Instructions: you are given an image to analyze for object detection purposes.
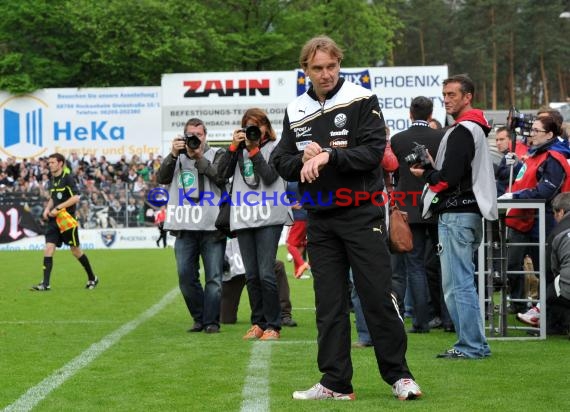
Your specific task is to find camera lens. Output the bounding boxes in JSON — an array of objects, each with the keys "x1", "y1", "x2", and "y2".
[
  {"x1": 184, "y1": 134, "x2": 201, "y2": 150},
  {"x1": 245, "y1": 125, "x2": 261, "y2": 141}
]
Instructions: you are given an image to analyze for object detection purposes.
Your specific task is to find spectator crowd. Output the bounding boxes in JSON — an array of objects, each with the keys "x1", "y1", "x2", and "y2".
[{"x1": 0, "y1": 152, "x2": 164, "y2": 231}]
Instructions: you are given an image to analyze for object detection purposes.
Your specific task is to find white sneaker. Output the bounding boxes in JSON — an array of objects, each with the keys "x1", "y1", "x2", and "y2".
[
  {"x1": 392, "y1": 378, "x2": 422, "y2": 400},
  {"x1": 517, "y1": 306, "x2": 540, "y2": 327},
  {"x1": 292, "y1": 383, "x2": 355, "y2": 400}
]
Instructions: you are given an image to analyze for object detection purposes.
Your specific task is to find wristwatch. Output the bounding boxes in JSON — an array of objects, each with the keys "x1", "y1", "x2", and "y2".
[{"x1": 322, "y1": 147, "x2": 336, "y2": 164}]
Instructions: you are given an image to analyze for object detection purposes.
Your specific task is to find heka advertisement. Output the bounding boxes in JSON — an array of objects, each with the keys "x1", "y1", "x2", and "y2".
[{"x1": 0, "y1": 87, "x2": 161, "y2": 161}]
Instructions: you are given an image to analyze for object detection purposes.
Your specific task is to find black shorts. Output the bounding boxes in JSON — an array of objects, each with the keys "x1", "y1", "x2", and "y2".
[{"x1": 45, "y1": 219, "x2": 80, "y2": 248}]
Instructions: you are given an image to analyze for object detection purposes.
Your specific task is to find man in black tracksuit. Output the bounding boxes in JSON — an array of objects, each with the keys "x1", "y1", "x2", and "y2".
[{"x1": 272, "y1": 35, "x2": 421, "y2": 401}]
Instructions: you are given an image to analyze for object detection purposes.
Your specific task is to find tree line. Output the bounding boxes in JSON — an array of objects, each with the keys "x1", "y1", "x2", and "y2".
[{"x1": 1, "y1": 0, "x2": 568, "y2": 110}]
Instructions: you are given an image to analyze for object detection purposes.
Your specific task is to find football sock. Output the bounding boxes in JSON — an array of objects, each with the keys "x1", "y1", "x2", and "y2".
[
  {"x1": 287, "y1": 244, "x2": 305, "y2": 272},
  {"x1": 43, "y1": 256, "x2": 53, "y2": 286},
  {"x1": 78, "y1": 254, "x2": 95, "y2": 281}
]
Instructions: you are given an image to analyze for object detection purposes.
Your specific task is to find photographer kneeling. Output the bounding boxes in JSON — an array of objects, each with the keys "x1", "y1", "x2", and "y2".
[{"x1": 157, "y1": 118, "x2": 227, "y2": 334}]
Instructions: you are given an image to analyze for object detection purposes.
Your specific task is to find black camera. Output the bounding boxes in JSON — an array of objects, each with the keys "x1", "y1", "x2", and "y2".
[
  {"x1": 184, "y1": 133, "x2": 202, "y2": 150},
  {"x1": 242, "y1": 125, "x2": 261, "y2": 141},
  {"x1": 404, "y1": 143, "x2": 431, "y2": 167},
  {"x1": 177, "y1": 133, "x2": 201, "y2": 157},
  {"x1": 508, "y1": 106, "x2": 535, "y2": 137}
]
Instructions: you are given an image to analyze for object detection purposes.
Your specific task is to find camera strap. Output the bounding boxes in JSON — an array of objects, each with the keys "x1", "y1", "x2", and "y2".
[
  {"x1": 237, "y1": 150, "x2": 260, "y2": 189},
  {"x1": 177, "y1": 156, "x2": 204, "y2": 201}
]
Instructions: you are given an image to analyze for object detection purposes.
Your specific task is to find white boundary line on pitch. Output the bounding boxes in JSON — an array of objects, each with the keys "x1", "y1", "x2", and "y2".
[
  {"x1": 2, "y1": 288, "x2": 179, "y2": 412},
  {"x1": 240, "y1": 341, "x2": 271, "y2": 412},
  {"x1": 0, "y1": 320, "x2": 123, "y2": 324},
  {"x1": 239, "y1": 339, "x2": 317, "y2": 412}
]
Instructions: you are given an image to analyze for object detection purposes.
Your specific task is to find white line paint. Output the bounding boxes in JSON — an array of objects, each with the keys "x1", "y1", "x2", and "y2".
[
  {"x1": 238, "y1": 340, "x2": 317, "y2": 412},
  {"x1": 240, "y1": 341, "x2": 272, "y2": 412},
  {"x1": 267, "y1": 340, "x2": 316, "y2": 345},
  {"x1": 3, "y1": 288, "x2": 178, "y2": 412},
  {"x1": 0, "y1": 320, "x2": 122, "y2": 325}
]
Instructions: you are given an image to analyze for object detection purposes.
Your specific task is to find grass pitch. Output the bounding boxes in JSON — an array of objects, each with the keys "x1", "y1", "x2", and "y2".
[{"x1": 1, "y1": 247, "x2": 569, "y2": 411}]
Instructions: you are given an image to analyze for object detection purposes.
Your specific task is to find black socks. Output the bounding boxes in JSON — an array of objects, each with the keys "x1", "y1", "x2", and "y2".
[
  {"x1": 78, "y1": 254, "x2": 95, "y2": 281},
  {"x1": 43, "y1": 256, "x2": 53, "y2": 286}
]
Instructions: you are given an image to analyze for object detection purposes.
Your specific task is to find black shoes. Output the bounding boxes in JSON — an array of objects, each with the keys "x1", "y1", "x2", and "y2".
[
  {"x1": 352, "y1": 341, "x2": 373, "y2": 348},
  {"x1": 188, "y1": 323, "x2": 219, "y2": 333},
  {"x1": 408, "y1": 327, "x2": 430, "y2": 334},
  {"x1": 282, "y1": 317, "x2": 298, "y2": 327},
  {"x1": 188, "y1": 323, "x2": 221, "y2": 333},
  {"x1": 188, "y1": 322, "x2": 203, "y2": 332},
  {"x1": 33, "y1": 278, "x2": 99, "y2": 291},
  {"x1": 443, "y1": 324, "x2": 456, "y2": 333},
  {"x1": 428, "y1": 317, "x2": 443, "y2": 329},
  {"x1": 31, "y1": 283, "x2": 50, "y2": 291},
  {"x1": 86, "y1": 276, "x2": 99, "y2": 290},
  {"x1": 204, "y1": 324, "x2": 220, "y2": 334},
  {"x1": 436, "y1": 348, "x2": 467, "y2": 359}
]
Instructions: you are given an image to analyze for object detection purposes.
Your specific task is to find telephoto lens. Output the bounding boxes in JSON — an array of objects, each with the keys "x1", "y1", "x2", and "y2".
[
  {"x1": 184, "y1": 134, "x2": 202, "y2": 150},
  {"x1": 244, "y1": 125, "x2": 261, "y2": 141}
]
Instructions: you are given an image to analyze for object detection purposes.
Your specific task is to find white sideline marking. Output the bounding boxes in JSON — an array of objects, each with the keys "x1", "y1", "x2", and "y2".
[
  {"x1": 240, "y1": 341, "x2": 272, "y2": 412},
  {"x1": 3, "y1": 288, "x2": 178, "y2": 412},
  {"x1": 0, "y1": 320, "x2": 122, "y2": 325}
]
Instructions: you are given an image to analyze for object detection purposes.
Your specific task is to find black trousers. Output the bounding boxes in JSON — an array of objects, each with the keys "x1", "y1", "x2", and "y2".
[{"x1": 307, "y1": 203, "x2": 413, "y2": 394}]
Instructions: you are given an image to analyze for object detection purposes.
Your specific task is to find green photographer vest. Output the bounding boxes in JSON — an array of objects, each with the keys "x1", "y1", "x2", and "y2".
[
  {"x1": 164, "y1": 147, "x2": 222, "y2": 231},
  {"x1": 230, "y1": 140, "x2": 292, "y2": 230}
]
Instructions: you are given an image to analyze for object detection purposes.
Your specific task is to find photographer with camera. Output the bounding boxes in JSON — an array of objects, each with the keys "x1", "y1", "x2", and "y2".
[
  {"x1": 218, "y1": 108, "x2": 291, "y2": 341},
  {"x1": 500, "y1": 116, "x2": 570, "y2": 317},
  {"x1": 391, "y1": 96, "x2": 447, "y2": 334},
  {"x1": 411, "y1": 74, "x2": 497, "y2": 359},
  {"x1": 494, "y1": 126, "x2": 529, "y2": 197},
  {"x1": 157, "y1": 117, "x2": 227, "y2": 334}
]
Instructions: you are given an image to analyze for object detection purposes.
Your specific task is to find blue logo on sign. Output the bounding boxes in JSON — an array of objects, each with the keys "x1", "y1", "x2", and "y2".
[
  {"x1": 4, "y1": 108, "x2": 43, "y2": 147},
  {"x1": 0, "y1": 95, "x2": 49, "y2": 158},
  {"x1": 101, "y1": 230, "x2": 117, "y2": 247}
]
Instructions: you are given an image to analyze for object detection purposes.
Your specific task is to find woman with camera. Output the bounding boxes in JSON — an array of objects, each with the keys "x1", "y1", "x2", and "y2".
[
  {"x1": 500, "y1": 115, "x2": 570, "y2": 318},
  {"x1": 219, "y1": 108, "x2": 291, "y2": 341}
]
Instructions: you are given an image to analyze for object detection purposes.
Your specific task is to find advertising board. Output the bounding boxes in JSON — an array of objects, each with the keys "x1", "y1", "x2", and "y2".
[{"x1": 0, "y1": 87, "x2": 161, "y2": 162}]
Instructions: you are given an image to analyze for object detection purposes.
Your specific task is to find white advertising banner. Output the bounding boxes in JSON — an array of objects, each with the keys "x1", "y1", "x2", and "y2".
[
  {"x1": 161, "y1": 71, "x2": 295, "y2": 144},
  {"x1": 368, "y1": 66, "x2": 448, "y2": 132},
  {"x1": 0, "y1": 67, "x2": 448, "y2": 161},
  {"x1": 161, "y1": 65, "x2": 448, "y2": 146},
  {"x1": 0, "y1": 87, "x2": 162, "y2": 162},
  {"x1": 0, "y1": 227, "x2": 174, "y2": 251}
]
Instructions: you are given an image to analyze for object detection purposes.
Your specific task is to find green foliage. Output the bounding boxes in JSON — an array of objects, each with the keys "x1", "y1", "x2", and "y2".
[
  {"x1": 0, "y1": 0, "x2": 83, "y2": 92},
  {"x1": 0, "y1": 0, "x2": 400, "y2": 93},
  {"x1": 0, "y1": 0, "x2": 568, "y2": 107},
  {"x1": 392, "y1": 0, "x2": 570, "y2": 109}
]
